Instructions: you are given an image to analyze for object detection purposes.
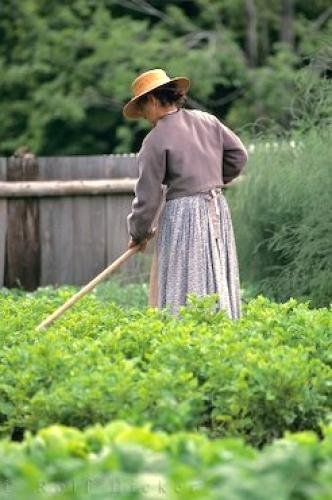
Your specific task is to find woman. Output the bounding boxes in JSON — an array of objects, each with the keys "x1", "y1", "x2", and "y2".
[{"x1": 123, "y1": 69, "x2": 248, "y2": 318}]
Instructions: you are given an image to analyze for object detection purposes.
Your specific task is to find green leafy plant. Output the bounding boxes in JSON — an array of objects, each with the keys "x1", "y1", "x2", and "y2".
[
  {"x1": 0, "y1": 419, "x2": 331, "y2": 499},
  {"x1": 0, "y1": 288, "x2": 331, "y2": 448}
]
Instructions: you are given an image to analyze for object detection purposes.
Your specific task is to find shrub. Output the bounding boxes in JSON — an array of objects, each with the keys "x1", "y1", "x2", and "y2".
[
  {"x1": 227, "y1": 126, "x2": 332, "y2": 308},
  {"x1": 0, "y1": 288, "x2": 331, "y2": 447}
]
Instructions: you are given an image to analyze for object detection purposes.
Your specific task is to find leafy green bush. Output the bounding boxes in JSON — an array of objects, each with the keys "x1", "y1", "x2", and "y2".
[
  {"x1": 0, "y1": 419, "x2": 331, "y2": 500},
  {"x1": 95, "y1": 279, "x2": 149, "y2": 309},
  {"x1": 227, "y1": 125, "x2": 332, "y2": 308},
  {"x1": 0, "y1": 288, "x2": 331, "y2": 448}
]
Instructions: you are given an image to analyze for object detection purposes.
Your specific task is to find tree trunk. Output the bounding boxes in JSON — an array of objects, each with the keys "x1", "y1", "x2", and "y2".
[
  {"x1": 261, "y1": 14, "x2": 270, "y2": 62},
  {"x1": 244, "y1": 0, "x2": 258, "y2": 67},
  {"x1": 280, "y1": 0, "x2": 294, "y2": 48}
]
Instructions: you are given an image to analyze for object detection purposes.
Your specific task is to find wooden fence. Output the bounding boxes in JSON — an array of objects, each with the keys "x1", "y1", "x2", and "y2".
[{"x1": 0, "y1": 154, "x2": 154, "y2": 290}]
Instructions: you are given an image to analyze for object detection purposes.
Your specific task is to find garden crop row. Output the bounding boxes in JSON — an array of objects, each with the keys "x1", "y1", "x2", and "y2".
[
  {"x1": 0, "y1": 288, "x2": 331, "y2": 447},
  {"x1": 0, "y1": 419, "x2": 331, "y2": 499}
]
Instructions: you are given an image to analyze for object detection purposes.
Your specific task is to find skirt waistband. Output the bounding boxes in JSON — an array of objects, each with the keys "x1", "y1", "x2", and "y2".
[{"x1": 165, "y1": 187, "x2": 225, "y2": 203}]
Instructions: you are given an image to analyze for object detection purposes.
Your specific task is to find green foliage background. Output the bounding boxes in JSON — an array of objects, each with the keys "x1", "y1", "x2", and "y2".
[{"x1": 0, "y1": 0, "x2": 331, "y2": 155}]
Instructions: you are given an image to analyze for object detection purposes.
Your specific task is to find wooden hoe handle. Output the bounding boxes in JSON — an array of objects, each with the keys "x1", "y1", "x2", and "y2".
[{"x1": 36, "y1": 246, "x2": 139, "y2": 331}]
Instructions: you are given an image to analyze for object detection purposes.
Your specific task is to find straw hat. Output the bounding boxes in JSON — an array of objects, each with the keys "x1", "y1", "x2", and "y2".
[{"x1": 123, "y1": 68, "x2": 191, "y2": 119}]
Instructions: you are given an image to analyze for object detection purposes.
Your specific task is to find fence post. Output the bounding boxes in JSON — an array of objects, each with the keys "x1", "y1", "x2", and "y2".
[
  {"x1": 4, "y1": 150, "x2": 40, "y2": 290},
  {"x1": 0, "y1": 158, "x2": 7, "y2": 286}
]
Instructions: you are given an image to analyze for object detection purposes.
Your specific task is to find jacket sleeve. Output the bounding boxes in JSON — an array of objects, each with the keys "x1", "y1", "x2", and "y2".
[
  {"x1": 127, "y1": 131, "x2": 166, "y2": 243},
  {"x1": 220, "y1": 122, "x2": 248, "y2": 184}
]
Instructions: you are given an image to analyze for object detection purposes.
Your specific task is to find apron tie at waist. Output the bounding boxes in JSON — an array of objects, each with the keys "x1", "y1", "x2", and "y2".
[{"x1": 201, "y1": 188, "x2": 222, "y2": 241}]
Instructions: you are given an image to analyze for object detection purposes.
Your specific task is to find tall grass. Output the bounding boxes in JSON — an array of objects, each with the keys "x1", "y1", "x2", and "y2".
[{"x1": 227, "y1": 125, "x2": 332, "y2": 308}]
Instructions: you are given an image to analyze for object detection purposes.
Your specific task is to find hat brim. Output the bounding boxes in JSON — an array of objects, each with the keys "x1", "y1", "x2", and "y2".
[{"x1": 123, "y1": 76, "x2": 191, "y2": 119}]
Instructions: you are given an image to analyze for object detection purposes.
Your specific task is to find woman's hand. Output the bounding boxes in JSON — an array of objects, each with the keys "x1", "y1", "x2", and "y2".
[
  {"x1": 127, "y1": 228, "x2": 157, "y2": 252},
  {"x1": 128, "y1": 237, "x2": 148, "y2": 253}
]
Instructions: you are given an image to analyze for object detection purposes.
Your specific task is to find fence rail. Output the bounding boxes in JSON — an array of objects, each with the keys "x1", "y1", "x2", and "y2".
[{"x1": 0, "y1": 179, "x2": 136, "y2": 197}]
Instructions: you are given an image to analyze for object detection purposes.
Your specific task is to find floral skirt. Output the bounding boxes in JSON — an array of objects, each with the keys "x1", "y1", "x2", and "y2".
[{"x1": 148, "y1": 189, "x2": 242, "y2": 319}]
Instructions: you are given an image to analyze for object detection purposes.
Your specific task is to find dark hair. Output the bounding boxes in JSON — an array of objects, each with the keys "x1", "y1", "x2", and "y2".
[{"x1": 137, "y1": 81, "x2": 187, "y2": 110}]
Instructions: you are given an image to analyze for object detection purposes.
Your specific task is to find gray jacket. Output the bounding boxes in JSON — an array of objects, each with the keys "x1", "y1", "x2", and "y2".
[{"x1": 127, "y1": 107, "x2": 248, "y2": 242}]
